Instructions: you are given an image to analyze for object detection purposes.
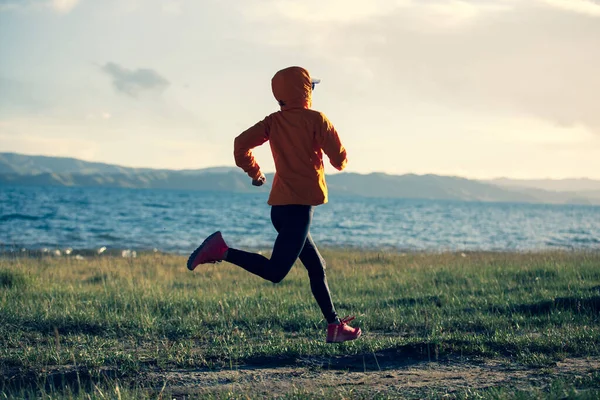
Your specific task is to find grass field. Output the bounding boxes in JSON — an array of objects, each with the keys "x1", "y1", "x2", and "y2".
[{"x1": 1, "y1": 250, "x2": 599, "y2": 399}]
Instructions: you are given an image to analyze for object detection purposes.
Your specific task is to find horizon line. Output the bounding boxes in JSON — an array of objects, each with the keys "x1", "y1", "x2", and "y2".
[{"x1": 1, "y1": 151, "x2": 598, "y2": 182}]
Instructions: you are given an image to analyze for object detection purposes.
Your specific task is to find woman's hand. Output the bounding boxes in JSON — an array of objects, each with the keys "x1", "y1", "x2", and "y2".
[{"x1": 252, "y1": 173, "x2": 266, "y2": 187}]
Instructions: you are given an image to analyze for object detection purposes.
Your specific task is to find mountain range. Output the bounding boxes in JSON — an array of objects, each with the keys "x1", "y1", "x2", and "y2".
[{"x1": 1, "y1": 152, "x2": 599, "y2": 205}]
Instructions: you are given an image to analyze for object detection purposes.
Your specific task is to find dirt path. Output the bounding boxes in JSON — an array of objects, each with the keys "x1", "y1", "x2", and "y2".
[{"x1": 140, "y1": 357, "x2": 600, "y2": 398}]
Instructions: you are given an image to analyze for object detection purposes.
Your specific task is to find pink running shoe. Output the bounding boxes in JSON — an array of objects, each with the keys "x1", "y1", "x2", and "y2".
[
  {"x1": 326, "y1": 316, "x2": 362, "y2": 343},
  {"x1": 187, "y1": 231, "x2": 229, "y2": 271}
]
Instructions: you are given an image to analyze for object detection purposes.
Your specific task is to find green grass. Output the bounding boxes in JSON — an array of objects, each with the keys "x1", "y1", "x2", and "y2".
[{"x1": 1, "y1": 251, "x2": 599, "y2": 398}]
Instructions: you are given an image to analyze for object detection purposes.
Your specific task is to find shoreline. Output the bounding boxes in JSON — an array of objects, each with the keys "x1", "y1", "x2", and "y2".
[{"x1": 1, "y1": 245, "x2": 599, "y2": 259}]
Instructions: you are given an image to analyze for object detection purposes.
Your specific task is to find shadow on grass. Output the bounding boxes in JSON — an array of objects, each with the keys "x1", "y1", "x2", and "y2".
[
  {"x1": 0, "y1": 341, "x2": 445, "y2": 394},
  {"x1": 5, "y1": 334, "x2": 597, "y2": 396},
  {"x1": 2, "y1": 314, "x2": 320, "y2": 342},
  {"x1": 1, "y1": 366, "x2": 120, "y2": 396},
  {"x1": 239, "y1": 341, "x2": 455, "y2": 372},
  {"x1": 498, "y1": 296, "x2": 600, "y2": 315},
  {"x1": 0, "y1": 270, "x2": 29, "y2": 289},
  {"x1": 236, "y1": 332, "x2": 600, "y2": 372},
  {"x1": 2, "y1": 315, "x2": 110, "y2": 337}
]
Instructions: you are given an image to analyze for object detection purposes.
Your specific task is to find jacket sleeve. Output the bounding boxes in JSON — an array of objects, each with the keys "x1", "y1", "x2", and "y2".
[
  {"x1": 234, "y1": 116, "x2": 270, "y2": 180},
  {"x1": 317, "y1": 113, "x2": 347, "y2": 171}
]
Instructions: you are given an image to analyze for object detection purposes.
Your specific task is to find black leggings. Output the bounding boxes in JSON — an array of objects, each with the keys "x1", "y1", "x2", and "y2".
[{"x1": 225, "y1": 205, "x2": 338, "y2": 323}]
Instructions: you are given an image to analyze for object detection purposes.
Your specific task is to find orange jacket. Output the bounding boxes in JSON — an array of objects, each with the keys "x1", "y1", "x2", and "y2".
[{"x1": 234, "y1": 66, "x2": 347, "y2": 206}]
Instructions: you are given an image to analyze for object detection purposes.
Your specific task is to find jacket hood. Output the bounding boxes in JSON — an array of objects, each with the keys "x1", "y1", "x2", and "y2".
[{"x1": 271, "y1": 66, "x2": 312, "y2": 111}]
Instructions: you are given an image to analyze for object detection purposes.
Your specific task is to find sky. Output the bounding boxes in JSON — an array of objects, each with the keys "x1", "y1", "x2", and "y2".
[{"x1": 0, "y1": 0, "x2": 599, "y2": 179}]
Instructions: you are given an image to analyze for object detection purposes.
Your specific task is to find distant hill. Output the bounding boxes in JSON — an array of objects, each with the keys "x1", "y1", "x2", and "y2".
[
  {"x1": 1, "y1": 152, "x2": 599, "y2": 205},
  {"x1": 326, "y1": 173, "x2": 538, "y2": 202},
  {"x1": 484, "y1": 177, "x2": 600, "y2": 205},
  {"x1": 0, "y1": 152, "x2": 237, "y2": 176},
  {"x1": 0, "y1": 170, "x2": 264, "y2": 193},
  {"x1": 0, "y1": 152, "x2": 151, "y2": 175},
  {"x1": 486, "y1": 177, "x2": 600, "y2": 192}
]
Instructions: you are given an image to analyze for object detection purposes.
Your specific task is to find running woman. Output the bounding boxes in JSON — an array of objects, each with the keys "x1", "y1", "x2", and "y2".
[{"x1": 187, "y1": 66, "x2": 361, "y2": 343}]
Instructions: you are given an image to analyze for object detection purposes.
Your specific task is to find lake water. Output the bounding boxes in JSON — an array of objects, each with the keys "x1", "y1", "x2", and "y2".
[{"x1": 1, "y1": 186, "x2": 599, "y2": 254}]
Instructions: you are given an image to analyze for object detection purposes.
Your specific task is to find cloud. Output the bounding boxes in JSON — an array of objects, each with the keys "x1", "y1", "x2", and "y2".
[
  {"x1": 0, "y1": 77, "x2": 49, "y2": 115},
  {"x1": 367, "y1": 3, "x2": 600, "y2": 131},
  {"x1": 242, "y1": 0, "x2": 514, "y2": 25},
  {"x1": 243, "y1": 0, "x2": 407, "y2": 24},
  {"x1": 539, "y1": 0, "x2": 600, "y2": 17},
  {"x1": 0, "y1": 116, "x2": 229, "y2": 171},
  {"x1": 101, "y1": 62, "x2": 170, "y2": 97},
  {"x1": 0, "y1": 0, "x2": 80, "y2": 13},
  {"x1": 241, "y1": 0, "x2": 600, "y2": 132},
  {"x1": 162, "y1": 0, "x2": 182, "y2": 15},
  {"x1": 51, "y1": 0, "x2": 79, "y2": 13}
]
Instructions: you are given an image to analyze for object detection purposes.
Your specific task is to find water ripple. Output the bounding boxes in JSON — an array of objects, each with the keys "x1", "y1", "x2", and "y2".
[{"x1": 1, "y1": 186, "x2": 599, "y2": 254}]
